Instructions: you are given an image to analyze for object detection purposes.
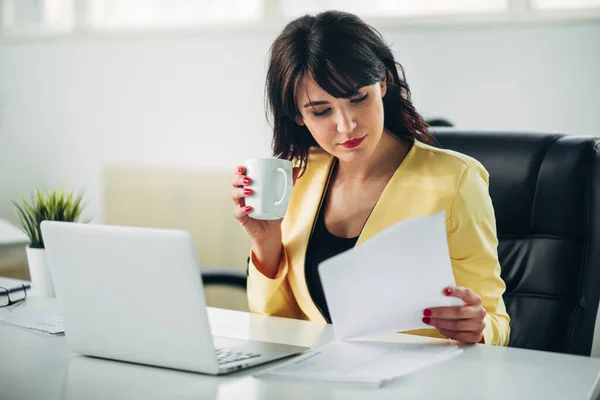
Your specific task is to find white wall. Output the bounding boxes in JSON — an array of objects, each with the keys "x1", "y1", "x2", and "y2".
[{"x1": 1, "y1": 21, "x2": 599, "y2": 222}]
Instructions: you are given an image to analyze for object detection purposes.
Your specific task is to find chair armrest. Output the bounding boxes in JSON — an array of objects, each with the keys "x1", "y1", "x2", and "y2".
[{"x1": 200, "y1": 268, "x2": 247, "y2": 290}]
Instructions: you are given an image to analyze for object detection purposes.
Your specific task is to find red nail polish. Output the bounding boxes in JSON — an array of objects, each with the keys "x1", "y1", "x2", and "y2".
[
  {"x1": 245, "y1": 206, "x2": 252, "y2": 212},
  {"x1": 244, "y1": 188, "x2": 252, "y2": 195},
  {"x1": 237, "y1": 167, "x2": 244, "y2": 174},
  {"x1": 444, "y1": 288, "x2": 452, "y2": 296},
  {"x1": 243, "y1": 177, "x2": 251, "y2": 185},
  {"x1": 423, "y1": 309, "x2": 432, "y2": 317},
  {"x1": 422, "y1": 317, "x2": 431, "y2": 324}
]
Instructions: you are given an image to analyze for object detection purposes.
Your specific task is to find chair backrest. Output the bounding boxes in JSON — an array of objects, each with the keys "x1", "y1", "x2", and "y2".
[{"x1": 433, "y1": 128, "x2": 600, "y2": 355}]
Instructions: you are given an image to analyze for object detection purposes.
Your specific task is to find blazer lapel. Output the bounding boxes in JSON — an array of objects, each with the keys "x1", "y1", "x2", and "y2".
[
  {"x1": 284, "y1": 151, "x2": 334, "y2": 323},
  {"x1": 356, "y1": 140, "x2": 420, "y2": 246}
]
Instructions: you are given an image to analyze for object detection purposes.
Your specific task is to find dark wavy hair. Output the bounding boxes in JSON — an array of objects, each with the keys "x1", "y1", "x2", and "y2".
[{"x1": 266, "y1": 10, "x2": 434, "y2": 171}]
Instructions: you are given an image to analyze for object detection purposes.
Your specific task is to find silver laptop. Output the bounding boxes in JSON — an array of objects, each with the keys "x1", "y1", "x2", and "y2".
[{"x1": 40, "y1": 221, "x2": 308, "y2": 375}]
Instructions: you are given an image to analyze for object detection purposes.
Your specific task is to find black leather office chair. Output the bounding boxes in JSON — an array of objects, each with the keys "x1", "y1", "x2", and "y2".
[
  {"x1": 201, "y1": 268, "x2": 247, "y2": 290},
  {"x1": 434, "y1": 128, "x2": 600, "y2": 356},
  {"x1": 203, "y1": 129, "x2": 600, "y2": 356}
]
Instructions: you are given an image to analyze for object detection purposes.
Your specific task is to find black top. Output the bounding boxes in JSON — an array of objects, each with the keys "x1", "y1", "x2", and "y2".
[{"x1": 305, "y1": 199, "x2": 358, "y2": 323}]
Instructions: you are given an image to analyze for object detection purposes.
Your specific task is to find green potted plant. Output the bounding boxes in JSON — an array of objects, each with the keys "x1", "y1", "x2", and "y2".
[{"x1": 13, "y1": 189, "x2": 88, "y2": 297}]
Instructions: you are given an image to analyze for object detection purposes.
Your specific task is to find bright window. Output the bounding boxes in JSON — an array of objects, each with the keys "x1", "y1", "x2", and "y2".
[
  {"x1": 532, "y1": 0, "x2": 600, "y2": 9},
  {"x1": 2, "y1": 0, "x2": 74, "y2": 32},
  {"x1": 279, "y1": 0, "x2": 508, "y2": 18},
  {"x1": 86, "y1": 0, "x2": 263, "y2": 28},
  {"x1": 1, "y1": 0, "x2": 599, "y2": 35}
]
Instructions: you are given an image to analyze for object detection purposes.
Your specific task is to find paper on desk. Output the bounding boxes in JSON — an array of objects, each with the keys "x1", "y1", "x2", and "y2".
[
  {"x1": 0, "y1": 308, "x2": 64, "y2": 335},
  {"x1": 254, "y1": 213, "x2": 465, "y2": 386},
  {"x1": 0, "y1": 277, "x2": 31, "y2": 292},
  {"x1": 255, "y1": 340, "x2": 463, "y2": 387},
  {"x1": 318, "y1": 212, "x2": 463, "y2": 341}
]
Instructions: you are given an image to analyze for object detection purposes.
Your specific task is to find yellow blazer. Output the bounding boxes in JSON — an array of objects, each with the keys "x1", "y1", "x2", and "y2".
[{"x1": 247, "y1": 139, "x2": 510, "y2": 346}]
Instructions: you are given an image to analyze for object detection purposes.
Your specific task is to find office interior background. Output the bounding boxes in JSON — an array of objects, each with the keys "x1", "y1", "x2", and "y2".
[{"x1": 0, "y1": 0, "x2": 599, "y2": 314}]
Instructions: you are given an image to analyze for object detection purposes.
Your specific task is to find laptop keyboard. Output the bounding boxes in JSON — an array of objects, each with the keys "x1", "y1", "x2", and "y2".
[{"x1": 215, "y1": 348, "x2": 261, "y2": 365}]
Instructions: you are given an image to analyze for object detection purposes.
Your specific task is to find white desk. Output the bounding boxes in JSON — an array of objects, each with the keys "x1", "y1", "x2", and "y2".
[{"x1": 1, "y1": 298, "x2": 600, "y2": 400}]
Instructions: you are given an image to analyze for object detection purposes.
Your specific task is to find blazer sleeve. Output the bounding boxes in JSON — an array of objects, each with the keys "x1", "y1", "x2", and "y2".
[
  {"x1": 447, "y1": 161, "x2": 511, "y2": 346},
  {"x1": 246, "y1": 247, "x2": 305, "y2": 319}
]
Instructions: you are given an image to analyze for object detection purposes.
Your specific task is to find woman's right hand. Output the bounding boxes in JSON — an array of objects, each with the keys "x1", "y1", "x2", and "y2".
[
  {"x1": 231, "y1": 165, "x2": 298, "y2": 277},
  {"x1": 231, "y1": 165, "x2": 284, "y2": 246}
]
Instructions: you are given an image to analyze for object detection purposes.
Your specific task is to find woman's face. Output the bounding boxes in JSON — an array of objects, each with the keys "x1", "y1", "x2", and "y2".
[{"x1": 295, "y1": 76, "x2": 387, "y2": 164}]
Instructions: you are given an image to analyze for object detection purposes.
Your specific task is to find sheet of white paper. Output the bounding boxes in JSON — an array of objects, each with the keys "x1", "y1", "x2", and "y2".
[
  {"x1": 255, "y1": 340, "x2": 463, "y2": 386},
  {"x1": 0, "y1": 277, "x2": 31, "y2": 291},
  {"x1": 318, "y1": 212, "x2": 463, "y2": 341},
  {"x1": 0, "y1": 308, "x2": 64, "y2": 335}
]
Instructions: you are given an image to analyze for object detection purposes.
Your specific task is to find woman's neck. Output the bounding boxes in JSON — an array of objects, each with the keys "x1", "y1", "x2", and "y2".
[{"x1": 336, "y1": 131, "x2": 411, "y2": 182}]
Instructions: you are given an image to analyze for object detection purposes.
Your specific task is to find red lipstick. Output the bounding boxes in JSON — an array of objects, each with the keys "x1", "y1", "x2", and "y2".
[{"x1": 340, "y1": 135, "x2": 366, "y2": 149}]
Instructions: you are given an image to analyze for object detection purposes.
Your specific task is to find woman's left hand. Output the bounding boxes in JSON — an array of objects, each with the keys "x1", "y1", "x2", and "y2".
[{"x1": 422, "y1": 287, "x2": 487, "y2": 344}]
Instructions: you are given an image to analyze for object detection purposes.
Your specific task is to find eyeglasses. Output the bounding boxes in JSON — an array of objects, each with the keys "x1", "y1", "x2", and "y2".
[{"x1": 0, "y1": 284, "x2": 27, "y2": 308}]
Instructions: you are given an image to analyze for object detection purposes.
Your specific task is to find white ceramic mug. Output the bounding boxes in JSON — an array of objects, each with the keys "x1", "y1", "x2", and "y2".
[{"x1": 243, "y1": 158, "x2": 293, "y2": 220}]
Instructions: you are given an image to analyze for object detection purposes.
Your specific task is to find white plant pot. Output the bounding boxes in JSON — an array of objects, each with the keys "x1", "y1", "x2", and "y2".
[{"x1": 26, "y1": 246, "x2": 55, "y2": 297}]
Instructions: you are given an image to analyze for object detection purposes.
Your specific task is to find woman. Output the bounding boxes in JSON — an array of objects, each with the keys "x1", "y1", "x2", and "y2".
[{"x1": 231, "y1": 11, "x2": 510, "y2": 345}]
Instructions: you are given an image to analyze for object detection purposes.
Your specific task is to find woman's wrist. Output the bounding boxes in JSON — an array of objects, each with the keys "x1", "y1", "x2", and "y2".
[{"x1": 251, "y1": 240, "x2": 283, "y2": 279}]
